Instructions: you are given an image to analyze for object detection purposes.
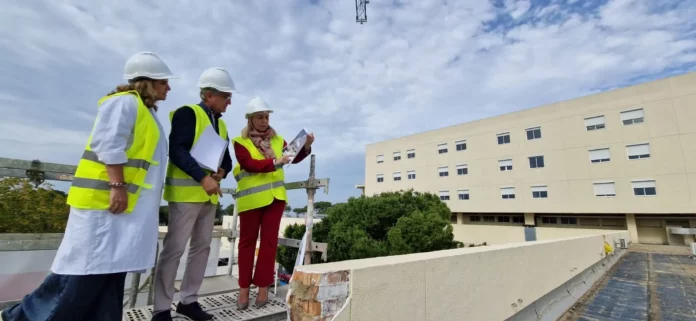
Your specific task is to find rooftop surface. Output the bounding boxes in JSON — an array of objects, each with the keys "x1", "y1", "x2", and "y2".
[{"x1": 560, "y1": 245, "x2": 696, "y2": 321}]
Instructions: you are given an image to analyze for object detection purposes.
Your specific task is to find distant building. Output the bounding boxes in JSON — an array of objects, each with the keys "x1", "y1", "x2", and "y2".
[{"x1": 364, "y1": 71, "x2": 696, "y2": 246}]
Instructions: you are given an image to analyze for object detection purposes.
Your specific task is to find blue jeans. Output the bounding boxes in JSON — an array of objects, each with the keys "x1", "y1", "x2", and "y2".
[{"x1": 1, "y1": 272, "x2": 127, "y2": 321}]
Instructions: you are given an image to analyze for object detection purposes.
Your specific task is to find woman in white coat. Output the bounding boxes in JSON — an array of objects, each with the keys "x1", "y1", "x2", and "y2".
[{"x1": 1, "y1": 52, "x2": 175, "y2": 321}]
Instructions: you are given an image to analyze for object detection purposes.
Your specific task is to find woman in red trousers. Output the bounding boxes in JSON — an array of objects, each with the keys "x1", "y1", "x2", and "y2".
[{"x1": 231, "y1": 96, "x2": 314, "y2": 309}]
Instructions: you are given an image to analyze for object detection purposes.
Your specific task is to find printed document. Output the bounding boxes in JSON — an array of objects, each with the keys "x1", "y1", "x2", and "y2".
[
  {"x1": 282, "y1": 128, "x2": 309, "y2": 168},
  {"x1": 190, "y1": 126, "x2": 228, "y2": 171}
]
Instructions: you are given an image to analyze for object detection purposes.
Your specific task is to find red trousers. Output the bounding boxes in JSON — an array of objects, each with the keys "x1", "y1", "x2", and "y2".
[{"x1": 237, "y1": 198, "x2": 285, "y2": 288}]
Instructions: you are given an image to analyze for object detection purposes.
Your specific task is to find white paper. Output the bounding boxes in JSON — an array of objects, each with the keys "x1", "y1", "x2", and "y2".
[
  {"x1": 282, "y1": 128, "x2": 309, "y2": 168},
  {"x1": 190, "y1": 125, "x2": 228, "y2": 172}
]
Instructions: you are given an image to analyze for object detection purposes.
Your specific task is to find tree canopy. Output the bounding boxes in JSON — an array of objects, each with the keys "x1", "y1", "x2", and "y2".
[
  {"x1": 277, "y1": 190, "x2": 461, "y2": 273},
  {"x1": 0, "y1": 178, "x2": 70, "y2": 233}
]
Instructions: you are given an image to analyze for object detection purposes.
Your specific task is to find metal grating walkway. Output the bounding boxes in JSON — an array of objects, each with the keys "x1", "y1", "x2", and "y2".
[
  {"x1": 559, "y1": 250, "x2": 696, "y2": 321},
  {"x1": 122, "y1": 290, "x2": 287, "y2": 321}
]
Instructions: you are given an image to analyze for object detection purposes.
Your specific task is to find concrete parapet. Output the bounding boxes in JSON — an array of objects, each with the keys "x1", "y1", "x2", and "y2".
[{"x1": 289, "y1": 231, "x2": 630, "y2": 321}]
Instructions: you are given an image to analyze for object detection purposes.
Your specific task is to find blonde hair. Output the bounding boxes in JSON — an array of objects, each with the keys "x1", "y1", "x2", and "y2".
[
  {"x1": 107, "y1": 79, "x2": 159, "y2": 110},
  {"x1": 241, "y1": 118, "x2": 252, "y2": 138}
]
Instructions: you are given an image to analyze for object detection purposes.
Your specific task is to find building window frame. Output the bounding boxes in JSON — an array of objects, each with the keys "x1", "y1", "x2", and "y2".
[
  {"x1": 526, "y1": 126, "x2": 542, "y2": 140},
  {"x1": 499, "y1": 159, "x2": 513, "y2": 171},
  {"x1": 437, "y1": 143, "x2": 448, "y2": 154},
  {"x1": 589, "y1": 148, "x2": 611, "y2": 163},
  {"x1": 497, "y1": 132, "x2": 511, "y2": 145},
  {"x1": 531, "y1": 185, "x2": 548, "y2": 198},
  {"x1": 456, "y1": 164, "x2": 468, "y2": 176},
  {"x1": 438, "y1": 166, "x2": 449, "y2": 177},
  {"x1": 501, "y1": 186, "x2": 515, "y2": 199},
  {"x1": 584, "y1": 115, "x2": 606, "y2": 131},
  {"x1": 407, "y1": 170, "x2": 416, "y2": 180},
  {"x1": 632, "y1": 179, "x2": 657, "y2": 196},
  {"x1": 593, "y1": 181, "x2": 616, "y2": 197},
  {"x1": 620, "y1": 108, "x2": 645, "y2": 126},
  {"x1": 626, "y1": 143, "x2": 651, "y2": 160},
  {"x1": 529, "y1": 155, "x2": 545, "y2": 169},
  {"x1": 455, "y1": 140, "x2": 467, "y2": 151}
]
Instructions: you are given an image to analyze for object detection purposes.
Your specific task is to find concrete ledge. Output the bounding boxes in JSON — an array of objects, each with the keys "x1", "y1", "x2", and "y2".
[
  {"x1": 0, "y1": 231, "x2": 223, "y2": 251},
  {"x1": 290, "y1": 231, "x2": 630, "y2": 321}
]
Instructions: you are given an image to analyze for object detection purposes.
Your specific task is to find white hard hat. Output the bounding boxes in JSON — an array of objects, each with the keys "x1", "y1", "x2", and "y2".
[
  {"x1": 197, "y1": 67, "x2": 236, "y2": 93},
  {"x1": 123, "y1": 51, "x2": 176, "y2": 80},
  {"x1": 245, "y1": 96, "x2": 273, "y2": 117}
]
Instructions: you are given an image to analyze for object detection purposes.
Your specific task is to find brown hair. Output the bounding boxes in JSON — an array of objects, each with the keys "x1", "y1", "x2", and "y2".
[{"x1": 107, "y1": 78, "x2": 159, "y2": 110}]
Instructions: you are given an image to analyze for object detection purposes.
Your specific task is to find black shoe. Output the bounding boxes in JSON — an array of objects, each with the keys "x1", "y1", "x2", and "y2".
[
  {"x1": 176, "y1": 301, "x2": 213, "y2": 321},
  {"x1": 150, "y1": 310, "x2": 173, "y2": 321}
]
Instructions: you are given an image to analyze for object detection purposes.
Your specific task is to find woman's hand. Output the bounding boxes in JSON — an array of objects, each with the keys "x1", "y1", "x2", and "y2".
[
  {"x1": 304, "y1": 133, "x2": 315, "y2": 149},
  {"x1": 109, "y1": 187, "x2": 128, "y2": 214},
  {"x1": 278, "y1": 155, "x2": 292, "y2": 165}
]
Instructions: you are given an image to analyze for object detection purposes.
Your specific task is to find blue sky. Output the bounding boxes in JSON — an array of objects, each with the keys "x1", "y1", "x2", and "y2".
[{"x1": 1, "y1": 0, "x2": 695, "y2": 210}]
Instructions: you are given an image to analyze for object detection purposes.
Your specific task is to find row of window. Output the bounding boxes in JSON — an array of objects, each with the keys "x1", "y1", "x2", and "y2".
[
  {"x1": 435, "y1": 179, "x2": 657, "y2": 201},
  {"x1": 375, "y1": 108, "x2": 646, "y2": 164},
  {"x1": 376, "y1": 142, "x2": 651, "y2": 182},
  {"x1": 457, "y1": 215, "x2": 625, "y2": 227}
]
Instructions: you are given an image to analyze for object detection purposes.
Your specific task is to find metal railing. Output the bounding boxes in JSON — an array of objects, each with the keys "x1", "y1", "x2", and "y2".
[{"x1": 0, "y1": 155, "x2": 330, "y2": 308}]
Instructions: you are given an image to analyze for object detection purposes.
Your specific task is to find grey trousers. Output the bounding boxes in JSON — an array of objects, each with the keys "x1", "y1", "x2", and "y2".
[{"x1": 153, "y1": 201, "x2": 216, "y2": 312}]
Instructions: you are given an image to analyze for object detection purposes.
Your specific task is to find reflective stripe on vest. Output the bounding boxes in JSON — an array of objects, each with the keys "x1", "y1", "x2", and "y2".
[
  {"x1": 65, "y1": 90, "x2": 159, "y2": 213},
  {"x1": 162, "y1": 104, "x2": 228, "y2": 204},
  {"x1": 231, "y1": 135, "x2": 287, "y2": 213}
]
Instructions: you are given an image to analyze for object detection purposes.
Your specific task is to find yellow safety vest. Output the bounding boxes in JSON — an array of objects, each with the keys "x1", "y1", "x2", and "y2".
[
  {"x1": 232, "y1": 135, "x2": 287, "y2": 213},
  {"x1": 66, "y1": 90, "x2": 159, "y2": 213},
  {"x1": 163, "y1": 104, "x2": 228, "y2": 204}
]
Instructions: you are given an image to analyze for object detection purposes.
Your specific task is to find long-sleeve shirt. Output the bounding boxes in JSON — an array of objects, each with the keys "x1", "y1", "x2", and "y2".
[
  {"x1": 168, "y1": 102, "x2": 233, "y2": 182},
  {"x1": 52, "y1": 94, "x2": 165, "y2": 275},
  {"x1": 233, "y1": 140, "x2": 311, "y2": 173}
]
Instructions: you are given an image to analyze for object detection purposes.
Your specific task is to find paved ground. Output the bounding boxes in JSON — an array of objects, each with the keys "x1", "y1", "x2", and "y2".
[{"x1": 560, "y1": 247, "x2": 696, "y2": 321}]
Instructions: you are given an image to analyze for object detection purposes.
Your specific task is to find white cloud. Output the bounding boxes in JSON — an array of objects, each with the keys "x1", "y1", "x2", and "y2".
[{"x1": 0, "y1": 0, "x2": 695, "y2": 206}]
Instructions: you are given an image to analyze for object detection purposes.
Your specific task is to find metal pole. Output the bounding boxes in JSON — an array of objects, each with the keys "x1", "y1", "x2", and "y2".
[
  {"x1": 146, "y1": 242, "x2": 159, "y2": 305},
  {"x1": 304, "y1": 155, "x2": 316, "y2": 265},
  {"x1": 228, "y1": 204, "x2": 239, "y2": 277},
  {"x1": 128, "y1": 272, "x2": 141, "y2": 308}
]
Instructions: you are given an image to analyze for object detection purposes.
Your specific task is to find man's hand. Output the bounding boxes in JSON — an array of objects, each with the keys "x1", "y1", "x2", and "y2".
[
  {"x1": 211, "y1": 168, "x2": 225, "y2": 182},
  {"x1": 109, "y1": 187, "x2": 128, "y2": 214},
  {"x1": 201, "y1": 176, "x2": 222, "y2": 197}
]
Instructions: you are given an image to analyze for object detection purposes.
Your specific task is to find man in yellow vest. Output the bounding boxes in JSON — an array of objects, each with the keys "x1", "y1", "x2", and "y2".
[{"x1": 152, "y1": 68, "x2": 236, "y2": 321}]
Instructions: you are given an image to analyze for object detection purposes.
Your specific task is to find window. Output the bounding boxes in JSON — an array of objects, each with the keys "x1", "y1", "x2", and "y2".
[
  {"x1": 438, "y1": 143, "x2": 448, "y2": 154},
  {"x1": 497, "y1": 132, "x2": 511, "y2": 145},
  {"x1": 458, "y1": 189, "x2": 469, "y2": 200},
  {"x1": 632, "y1": 180, "x2": 656, "y2": 196},
  {"x1": 498, "y1": 216, "x2": 510, "y2": 223},
  {"x1": 531, "y1": 185, "x2": 548, "y2": 198},
  {"x1": 393, "y1": 172, "x2": 401, "y2": 181},
  {"x1": 512, "y1": 216, "x2": 524, "y2": 223},
  {"x1": 483, "y1": 216, "x2": 495, "y2": 222},
  {"x1": 560, "y1": 217, "x2": 578, "y2": 225},
  {"x1": 455, "y1": 140, "x2": 467, "y2": 151},
  {"x1": 542, "y1": 217, "x2": 557, "y2": 224},
  {"x1": 626, "y1": 143, "x2": 651, "y2": 159},
  {"x1": 456, "y1": 164, "x2": 468, "y2": 175},
  {"x1": 376, "y1": 174, "x2": 384, "y2": 183},
  {"x1": 529, "y1": 155, "x2": 545, "y2": 168},
  {"x1": 407, "y1": 149, "x2": 415, "y2": 159},
  {"x1": 439, "y1": 190, "x2": 450, "y2": 201},
  {"x1": 407, "y1": 170, "x2": 416, "y2": 180},
  {"x1": 593, "y1": 182, "x2": 616, "y2": 197},
  {"x1": 621, "y1": 108, "x2": 644, "y2": 125},
  {"x1": 499, "y1": 159, "x2": 513, "y2": 171},
  {"x1": 526, "y1": 127, "x2": 542, "y2": 140},
  {"x1": 470, "y1": 216, "x2": 481, "y2": 222},
  {"x1": 438, "y1": 166, "x2": 449, "y2": 177},
  {"x1": 450, "y1": 214, "x2": 458, "y2": 223},
  {"x1": 393, "y1": 151, "x2": 401, "y2": 161},
  {"x1": 501, "y1": 187, "x2": 515, "y2": 199},
  {"x1": 376, "y1": 155, "x2": 384, "y2": 163},
  {"x1": 584, "y1": 115, "x2": 606, "y2": 131},
  {"x1": 589, "y1": 148, "x2": 611, "y2": 163}
]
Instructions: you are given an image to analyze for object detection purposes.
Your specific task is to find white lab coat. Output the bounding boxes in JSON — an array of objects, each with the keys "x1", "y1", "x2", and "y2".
[{"x1": 51, "y1": 94, "x2": 168, "y2": 275}]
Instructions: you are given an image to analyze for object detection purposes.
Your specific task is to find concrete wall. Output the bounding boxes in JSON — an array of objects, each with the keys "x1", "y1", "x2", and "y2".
[
  {"x1": 288, "y1": 231, "x2": 630, "y2": 321},
  {"x1": 0, "y1": 232, "x2": 222, "y2": 303},
  {"x1": 364, "y1": 71, "x2": 696, "y2": 215}
]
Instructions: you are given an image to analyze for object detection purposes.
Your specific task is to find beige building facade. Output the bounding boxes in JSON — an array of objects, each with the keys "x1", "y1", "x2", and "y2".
[{"x1": 364, "y1": 71, "x2": 696, "y2": 245}]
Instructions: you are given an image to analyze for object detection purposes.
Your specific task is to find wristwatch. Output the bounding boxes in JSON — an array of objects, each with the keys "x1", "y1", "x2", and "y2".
[{"x1": 108, "y1": 182, "x2": 128, "y2": 189}]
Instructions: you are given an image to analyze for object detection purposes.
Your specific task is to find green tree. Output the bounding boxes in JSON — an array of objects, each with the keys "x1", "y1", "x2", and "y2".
[
  {"x1": 223, "y1": 204, "x2": 235, "y2": 215},
  {"x1": 284, "y1": 205, "x2": 292, "y2": 213},
  {"x1": 0, "y1": 178, "x2": 70, "y2": 233},
  {"x1": 214, "y1": 203, "x2": 224, "y2": 225},
  {"x1": 293, "y1": 207, "x2": 307, "y2": 214},
  {"x1": 276, "y1": 190, "x2": 461, "y2": 272},
  {"x1": 314, "y1": 201, "x2": 332, "y2": 214}
]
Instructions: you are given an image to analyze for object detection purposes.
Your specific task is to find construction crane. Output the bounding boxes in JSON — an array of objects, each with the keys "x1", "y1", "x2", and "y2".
[{"x1": 356, "y1": 0, "x2": 369, "y2": 24}]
